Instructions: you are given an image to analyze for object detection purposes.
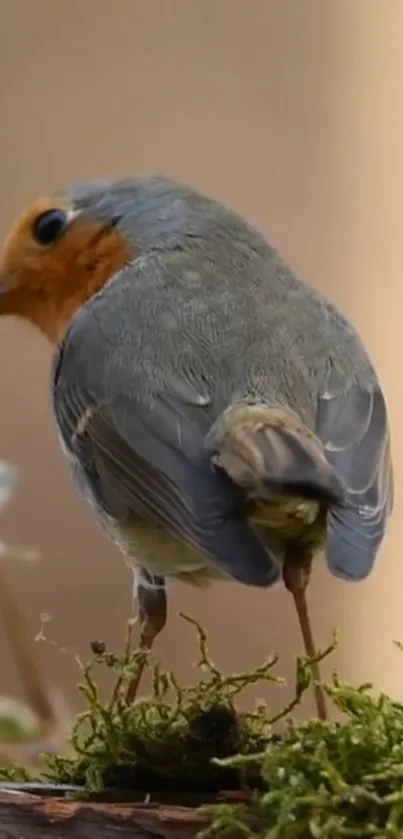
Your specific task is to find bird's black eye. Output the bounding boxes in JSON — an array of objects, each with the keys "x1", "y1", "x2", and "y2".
[{"x1": 32, "y1": 209, "x2": 69, "y2": 247}]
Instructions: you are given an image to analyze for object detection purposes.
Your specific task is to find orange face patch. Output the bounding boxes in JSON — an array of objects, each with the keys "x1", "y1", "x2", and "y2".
[{"x1": 0, "y1": 196, "x2": 133, "y2": 342}]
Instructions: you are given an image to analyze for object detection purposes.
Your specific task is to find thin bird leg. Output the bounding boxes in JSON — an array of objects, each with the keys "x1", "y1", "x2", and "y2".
[
  {"x1": 126, "y1": 570, "x2": 167, "y2": 703},
  {"x1": 283, "y1": 551, "x2": 328, "y2": 721}
]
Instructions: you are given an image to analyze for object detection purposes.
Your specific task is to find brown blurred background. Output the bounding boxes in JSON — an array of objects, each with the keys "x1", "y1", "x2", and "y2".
[{"x1": 0, "y1": 0, "x2": 402, "y2": 719}]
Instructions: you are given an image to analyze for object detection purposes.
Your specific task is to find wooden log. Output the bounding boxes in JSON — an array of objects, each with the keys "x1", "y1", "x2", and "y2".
[{"x1": 0, "y1": 789, "x2": 251, "y2": 839}]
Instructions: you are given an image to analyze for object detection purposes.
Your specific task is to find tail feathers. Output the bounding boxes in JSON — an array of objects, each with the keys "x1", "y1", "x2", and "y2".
[{"x1": 207, "y1": 404, "x2": 345, "y2": 506}]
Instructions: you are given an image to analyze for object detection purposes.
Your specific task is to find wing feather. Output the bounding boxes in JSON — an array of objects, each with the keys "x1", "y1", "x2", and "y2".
[
  {"x1": 52, "y1": 318, "x2": 279, "y2": 588},
  {"x1": 316, "y1": 360, "x2": 393, "y2": 580}
]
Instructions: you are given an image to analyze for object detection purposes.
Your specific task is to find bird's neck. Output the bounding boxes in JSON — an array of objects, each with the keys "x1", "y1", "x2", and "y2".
[{"x1": 21, "y1": 296, "x2": 86, "y2": 344}]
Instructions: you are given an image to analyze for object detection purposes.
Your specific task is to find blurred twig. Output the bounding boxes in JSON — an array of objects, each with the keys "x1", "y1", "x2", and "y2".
[
  {"x1": 0, "y1": 459, "x2": 73, "y2": 766},
  {"x1": 0, "y1": 564, "x2": 54, "y2": 725}
]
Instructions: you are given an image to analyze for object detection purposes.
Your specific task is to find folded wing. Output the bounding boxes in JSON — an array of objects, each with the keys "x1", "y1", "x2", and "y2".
[
  {"x1": 316, "y1": 360, "x2": 393, "y2": 580},
  {"x1": 52, "y1": 313, "x2": 279, "y2": 588}
]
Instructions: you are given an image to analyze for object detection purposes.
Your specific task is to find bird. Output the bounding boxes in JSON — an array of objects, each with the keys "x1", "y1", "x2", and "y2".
[{"x1": 0, "y1": 175, "x2": 393, "y2": 718}]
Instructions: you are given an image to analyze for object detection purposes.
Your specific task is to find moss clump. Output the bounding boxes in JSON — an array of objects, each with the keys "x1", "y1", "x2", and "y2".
[
  {"x1": 203, "y1": 650, "x2": 403, "y2": 837},
  {"x1": 205, "y1": 686, "x2": 403, "y2": 837},
  {"x1": 0, "y1": 613, "x2": 328, "y2": 795},
  {"x1": 39, "y1": 613, "x2": 290, "y2": 795},
  {"x1": 2, "y1": 617, "x2": 403, "y2": 837}
]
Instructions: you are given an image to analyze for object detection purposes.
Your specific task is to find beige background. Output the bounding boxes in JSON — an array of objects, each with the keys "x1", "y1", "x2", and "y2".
[{"x1": 0, "y1": 0, "x2": 401, "y2": 719}]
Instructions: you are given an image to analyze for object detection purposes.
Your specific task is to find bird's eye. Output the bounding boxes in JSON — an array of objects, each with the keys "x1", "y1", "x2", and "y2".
[{"x1": 32, "y1": 209, "x2": 69, "y2": 247}]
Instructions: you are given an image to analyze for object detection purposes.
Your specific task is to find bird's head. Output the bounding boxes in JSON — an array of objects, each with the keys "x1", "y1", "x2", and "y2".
[{"x1": 0, "y1": 181, "x2": 136, "y2": 343}]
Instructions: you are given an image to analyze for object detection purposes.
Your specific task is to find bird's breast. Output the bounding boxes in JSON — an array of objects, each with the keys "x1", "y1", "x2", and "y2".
[
  {"x1": 98, "y1": 497, "x2": 327, "y2": 587},
  {"x1": 101, "y1": 515, "x2": 230, "y2": 587}
]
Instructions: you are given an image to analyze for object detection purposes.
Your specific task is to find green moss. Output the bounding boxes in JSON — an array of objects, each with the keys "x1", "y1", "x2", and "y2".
[
  {"x1": 1, "y1": 616, "x2": 403, "y2": 837},
  {"x1": 203, "y1": 648, "x2": 403, "y2": 837},
  {"x1": 42, "y1": 614, "x2": 289, "y2": 795}
]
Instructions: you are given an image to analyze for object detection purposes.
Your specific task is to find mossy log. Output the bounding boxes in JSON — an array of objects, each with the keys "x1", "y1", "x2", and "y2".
[
  {"x1": 0, "y1": 790, "x2": 249, "y2": 839},
  {"x1": 4, "y1": 623, "x2": 403, "y2": 837}
]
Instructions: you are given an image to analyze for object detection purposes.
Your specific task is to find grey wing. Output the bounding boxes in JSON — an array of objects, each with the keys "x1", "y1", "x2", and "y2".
[
  {"x1": 316, "y1": 360, "x2": 394, "y2": 581},
  {"x1": 52, "y1": 320, "x2": 279, "y2": 589}
]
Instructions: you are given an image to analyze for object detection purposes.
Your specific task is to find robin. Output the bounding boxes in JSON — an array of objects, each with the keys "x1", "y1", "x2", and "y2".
[{"x1": 0, "y1": 176, "x2": 393, "y2": 718}]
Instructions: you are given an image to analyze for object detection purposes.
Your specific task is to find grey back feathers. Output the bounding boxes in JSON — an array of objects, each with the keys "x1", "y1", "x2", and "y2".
[{"x1": 53, "y1": 175, "x2": 393, "y2": 585}]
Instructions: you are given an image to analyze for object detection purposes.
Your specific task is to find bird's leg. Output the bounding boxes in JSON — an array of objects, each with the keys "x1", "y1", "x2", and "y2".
[
  {"x1": 283, "y1": 550, "x2": 328, "y2": 721},
  {"x1": 126, "y1": 569, "x2": 167, "y2": 703}
]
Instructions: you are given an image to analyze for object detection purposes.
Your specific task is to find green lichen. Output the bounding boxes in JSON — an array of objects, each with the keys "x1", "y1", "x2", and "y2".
[{"x1": 1, "y1": 617, "x2": 403, "y2": 837}]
